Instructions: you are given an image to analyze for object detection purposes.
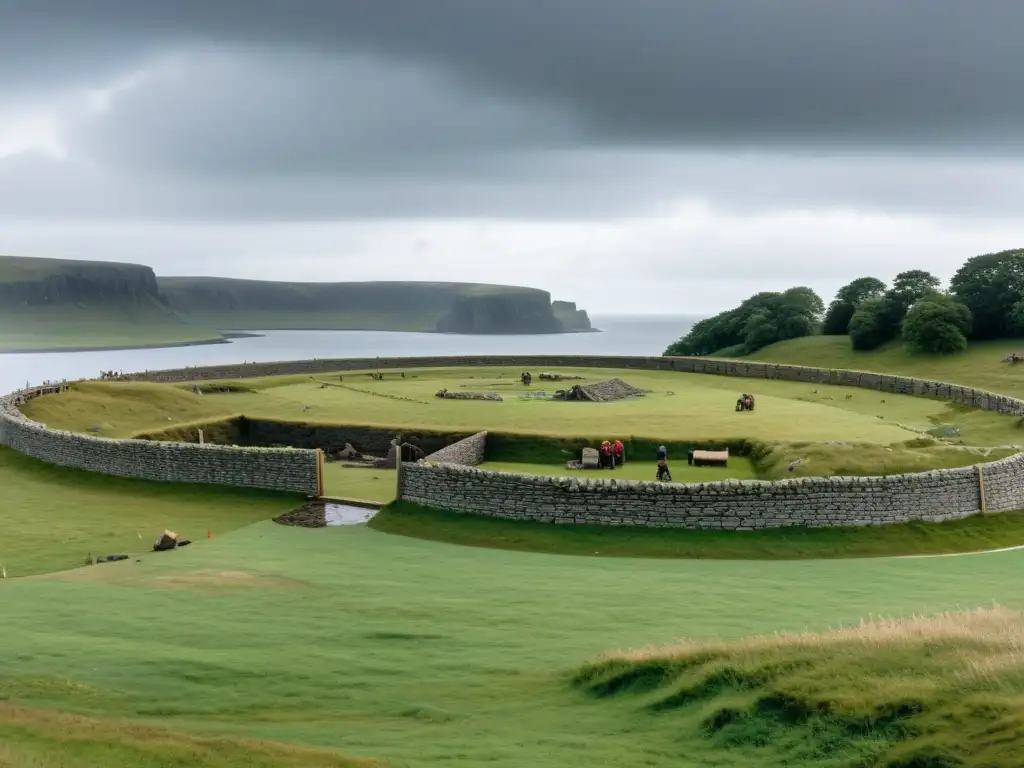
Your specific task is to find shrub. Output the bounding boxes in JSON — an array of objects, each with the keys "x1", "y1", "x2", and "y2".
[
  {"x1": 848, "y1": 297, "x2": 897, "y2": 351},
  {"x1": 902, "y1": 294, "x2": 973, "y2": 355}
]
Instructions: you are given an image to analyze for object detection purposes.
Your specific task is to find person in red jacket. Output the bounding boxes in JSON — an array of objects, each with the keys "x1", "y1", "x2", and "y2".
[
  {"x1": 612, "y1": 439, "x2": 624, "y2": 467},
  {"x1": 599, "y1": 440, "x2": 613, "y2": 469}
]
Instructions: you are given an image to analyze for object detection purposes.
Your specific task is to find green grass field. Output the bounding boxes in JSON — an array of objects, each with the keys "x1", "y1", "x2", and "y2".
[
  {"x1": 322, "y1": 463, "x2": 396, "y2": 501},
  {"x1": 5, "y1": 451, "x2": 1024, "y2": 767},
  {"x1": 0, "y1": 304, "x2": 225, "y2": 352},
  {"x1": 21, "y1": 365, "x2": 1024, "y2": 485},
  {"x1": 0, "y1": 448, "x2": 299, "y2": 577},
  {"x1": 746, "y1": 335, "x2": 1024, "y2": 398},
  {"x1": 20, "y1": 368, "x2": 942, "y2": 444},
  {"x1": 11, "y1": 347, "x2": 1024, "y2": 764}
]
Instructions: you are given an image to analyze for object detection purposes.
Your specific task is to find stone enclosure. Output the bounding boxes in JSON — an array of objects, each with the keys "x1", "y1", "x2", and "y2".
[
  {"x1": 0, "y1": 385, "x2": 320, "y2": 495},
  {"x1": 403, "y1": 444, "x2": 1024, "y2": 529},
  {"x1": 4, "y1": 353, "x2": 1024, "y2": 527}
]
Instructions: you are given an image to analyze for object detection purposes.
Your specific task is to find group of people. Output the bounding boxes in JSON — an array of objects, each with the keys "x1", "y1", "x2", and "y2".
[
  {"x1": 598, "y1": 439, "x2": 625, "y2": 469},
  {"x1": 596, "y1": 441, "x2": 673, "y2": 481}
]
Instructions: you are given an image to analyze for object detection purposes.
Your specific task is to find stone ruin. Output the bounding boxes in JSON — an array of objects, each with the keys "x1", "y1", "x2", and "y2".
[
  {"x1": 538, "y1": 372, "x2": 584, "y2": 382},
  {"x1": 325, "y1": 441, "x2": 425, "y2": 468},
  {"x1": 435, "y1": 389, "x2": 503, "y2": 402},
  {"x1": 555, "y1": 378, "x2": 645, "y2": 402},
  {"x1": 566, "y1": 446, "x2": 601, "y2": 470}
]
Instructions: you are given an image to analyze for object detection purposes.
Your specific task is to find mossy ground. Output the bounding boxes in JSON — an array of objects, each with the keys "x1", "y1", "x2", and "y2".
[
  {"x1": 574, "y1": 607, "x2": 1024, "y2": 767},
  {"x1": 4, "y1": 456, "x2": 1024, "y2": 766},
  {"x1": 0, "y1": 304, "x2": 224, "y2": 352},
  {"x1": 370, "y1": 501, "x2": 1024, "y2": 560},
  {"x1": 747, "y1": 335, "x2": 1024, "y2": 398},
  {"x1": 0, "y1": 447, "x2": 298, "y2": 577}
]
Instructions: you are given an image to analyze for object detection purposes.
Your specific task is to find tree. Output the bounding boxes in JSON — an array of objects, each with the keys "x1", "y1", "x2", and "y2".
[
  {"x1": 664, "y1": 286, "x2": 823, "y2": 356},
  {"x1": 1008, "y1": 298, "x2": 1024, "y2": 337},
  {"x1": 902, "y1": 294, "x2": 973, "y2": 354},
  {"x1": 848, "y1": 297, "x2": 894, "y2": 351},
  {"x1": 887, "y1": 270, "x2": 942, "y2": 315},
  {"x1": 950, "y1": 249, "x2": 1024, "y2": 339},
  {"x1": 822, "y1": 277, "x2": 886, "y2": 335}
]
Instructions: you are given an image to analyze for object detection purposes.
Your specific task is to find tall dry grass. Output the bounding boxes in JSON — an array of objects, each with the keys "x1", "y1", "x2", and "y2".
[{"x1": 600, "y1": 606, "x2": 1024, "y2": 666}]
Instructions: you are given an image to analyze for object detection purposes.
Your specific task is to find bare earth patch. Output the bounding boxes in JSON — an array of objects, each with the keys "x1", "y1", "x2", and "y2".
[
  {"x1": 37, "y1": 565, "x2": 305, "y2": 590},
  {"x1": 155, "y1": 569, "x2": 307, "y2": 589}
]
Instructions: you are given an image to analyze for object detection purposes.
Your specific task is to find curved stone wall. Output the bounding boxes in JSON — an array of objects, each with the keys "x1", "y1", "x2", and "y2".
[
  {"x1": 0, "y1": 386, "x2": 319, "y2": 495},
  {"x1": 400, "y1": 455, "x2": 1024, "y2": 529},
  {"x1": 7, "y1": 354, "x2": 1024, "y2": 525}
]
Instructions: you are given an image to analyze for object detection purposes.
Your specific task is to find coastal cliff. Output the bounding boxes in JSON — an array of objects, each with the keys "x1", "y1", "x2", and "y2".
[{"x1": 0, "y1": 256, "x2": 595, "y2": 349}]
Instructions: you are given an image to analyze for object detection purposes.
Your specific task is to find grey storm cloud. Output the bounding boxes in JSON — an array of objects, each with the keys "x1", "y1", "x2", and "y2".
[
  {"x1": 4, "y1": 0, "x2": 1024, "y2": 149},
  {"x1": 69, "y1": 51, "x2": 587, "y2": 177},
  {"x1": 2, "y1": 0, "x2": 1024, "y2": 226}
]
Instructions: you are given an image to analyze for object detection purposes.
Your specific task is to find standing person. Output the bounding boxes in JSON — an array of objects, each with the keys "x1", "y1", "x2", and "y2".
[
  {"x1": 656, "y1": 444, "x2": 671, "y2": 482},
  {"x1": 599, "y1": 440, "x2": 612, "y2": 469},
  {"x1": 612, "y1": 439, "x2": 624, "y2": 467}
]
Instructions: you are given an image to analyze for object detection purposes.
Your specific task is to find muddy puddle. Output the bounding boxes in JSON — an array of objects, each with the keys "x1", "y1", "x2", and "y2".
[
  {"x1": 274, "y1": 501, "x2": 379, "y2": 528},
  {"x1": 324, "y1": 503, "x2": 378, "y2": 526}
]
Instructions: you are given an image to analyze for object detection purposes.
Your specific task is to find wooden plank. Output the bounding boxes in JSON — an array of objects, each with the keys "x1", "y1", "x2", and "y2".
[
  {"x1": 394, "y1": 439, "x2": 403, "y2": 501},
  {"x1": 316, "y1": 448, "x2": 325, "y2": 498},
  {"x1": 978, "y1": 464, "x2": 987, "y2": 514}
]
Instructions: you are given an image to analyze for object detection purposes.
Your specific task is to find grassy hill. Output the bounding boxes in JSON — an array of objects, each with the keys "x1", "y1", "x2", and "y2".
[
  {"x1": 0, "y1": 255, "x2": 594, "y2": 351},
  {"x1": 159, "y1": 276, "x2": 589, "y2": 334},
  {"x1": 23, "y1": 365, "x2": 1024, "y2": 484},
  {"x1": 5, "y1": 447, "x2": 1024, "y2": 766},
  {"x1": 575, "y1": 606, "x2": 1024, "y2": 767},
  {"x1": 740, "y1": 335, "x2": 1024, "y2": 398},
  {"x1": 0, "y1": 255, "x2": 225, "y2": 352}
]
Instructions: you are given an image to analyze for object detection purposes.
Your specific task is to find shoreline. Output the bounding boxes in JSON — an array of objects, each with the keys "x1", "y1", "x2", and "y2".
[
  {"x1": 0, "y1": 332, "x2": 262, "y2": 356},
  {"x1": 0, "y1": 327, "x2": 602, "y2": 355}
]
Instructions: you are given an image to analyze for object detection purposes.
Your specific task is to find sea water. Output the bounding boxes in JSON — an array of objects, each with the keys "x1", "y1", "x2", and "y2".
[{"x1": 0, "y1": 315, "x2": 696, "y2": 393}]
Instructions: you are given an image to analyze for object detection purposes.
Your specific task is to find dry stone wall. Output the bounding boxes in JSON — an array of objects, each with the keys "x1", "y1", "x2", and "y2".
[
  {"x1": 423, "y1": 431, "x2": 488, "y2": 466},
  {"x1": 0, "y1": 387, "x2": 318, "y2": 495},
  {"x1": 400, "y1": 454, "x2": 1024, "y2": 529},
  {"x1": 9, "y1": 354, "x2": 1024, "y2": 523}
]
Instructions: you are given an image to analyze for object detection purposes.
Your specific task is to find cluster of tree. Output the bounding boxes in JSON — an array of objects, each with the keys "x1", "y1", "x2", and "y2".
[
  {"x1": 664, "y1": 248, "x2": 1024, "y2": 358},
  {"x1": 815, "y1": 248, "x2": 1024, "y2": 354},
  {"x1": 664, "y1": 286, "x2": 824, "y2": 356},
  {"x1": 825, "y1": 269, "x2": 949, "y2": 351}
]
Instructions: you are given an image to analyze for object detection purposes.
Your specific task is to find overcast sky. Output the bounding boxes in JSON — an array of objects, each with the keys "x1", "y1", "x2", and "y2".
[{"x1": 2, "y1": 1, "x2": 1023, "y2": 313}]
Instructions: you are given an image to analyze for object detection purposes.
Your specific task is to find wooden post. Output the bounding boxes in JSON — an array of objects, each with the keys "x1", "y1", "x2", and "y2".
[
  {"x1": 393, "y1": 438, "x2": 403, "y2": 502},
  {"x1": 978, "y1": 464, "x2": 987, "y2": 515},
  {"x1": 316, "y1": 448, "x2": 325, "y2": 498}
]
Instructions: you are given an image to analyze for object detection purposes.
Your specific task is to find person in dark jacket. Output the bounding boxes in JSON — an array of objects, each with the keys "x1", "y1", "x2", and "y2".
[{"x1": 656, "y1": 445, "x2": 671, "y2": 481}]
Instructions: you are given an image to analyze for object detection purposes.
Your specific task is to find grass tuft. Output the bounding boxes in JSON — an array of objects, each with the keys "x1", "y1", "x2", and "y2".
[{"x1": 576, "y1": 607, "x2": 1024, "y2": 766}]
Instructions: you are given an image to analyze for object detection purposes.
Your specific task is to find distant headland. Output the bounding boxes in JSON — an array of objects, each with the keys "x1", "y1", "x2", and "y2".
[{"x1": 0, "y1": 255, "x2": 595, "y2": 353}]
